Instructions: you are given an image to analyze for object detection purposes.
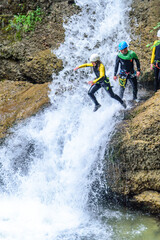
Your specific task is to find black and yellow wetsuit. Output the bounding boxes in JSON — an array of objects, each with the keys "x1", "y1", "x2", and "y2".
[
  {"x1": 114, "y1": 50, "x2": 140, "y2": 100},
  {"x1": 78, "y1": 62, "x2": 124, "y2": 106},
  {"x1": 151, "y1": 40, "x2": 160, "y2": 91}
]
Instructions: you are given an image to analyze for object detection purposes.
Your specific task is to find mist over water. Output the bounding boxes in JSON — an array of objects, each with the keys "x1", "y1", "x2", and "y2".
[{"x1": 0, "y1": 0, "x2": 159, "y2": 239}]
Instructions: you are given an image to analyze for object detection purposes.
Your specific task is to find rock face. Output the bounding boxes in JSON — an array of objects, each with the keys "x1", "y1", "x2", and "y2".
[
  {"x1": 130, "y1": 0, "x2": 160, "y2": 88},
  {"x1": 0, "y1": 80, "x2": 50, "y2": 140},
  {"x1": 106, "y1": 90, "x2": 160, "y2": 214},
  {"x1": 0, "y1": 0, "x2": 79, "y2": 138},
  {"x1": 0, "y1": 0, "x2": 79, "y2": 83},
  {"x1": 105, "y1": 0, "x2": 160, "y2": 215},
  {"x1": 21, "y1": 49, "x2": 63, "y2": 83}
]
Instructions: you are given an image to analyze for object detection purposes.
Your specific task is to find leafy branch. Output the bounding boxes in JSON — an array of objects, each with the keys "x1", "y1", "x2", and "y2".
[
  {"x1": 146, "y1": 22, "x2": 160, "y2": 49},
  {"x1": 146, "y1": 40, "x2": 160, "y2": 49},
  {"x1": 6, "y1": 7, "x2": 43, "y2": 39},
  {"x1": 150, "y1": 22, "x2": 160, "y2": 32}
]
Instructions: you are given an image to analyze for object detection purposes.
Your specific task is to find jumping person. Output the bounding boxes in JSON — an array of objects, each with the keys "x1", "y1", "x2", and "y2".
[
  {"x1": 150, "y1": 29, "x2": 160, "y2": 92},
  {"x1": 113, "y1": 41, "x2": 141, "y2": 100},
  {"x1": 74, "y1": 53, "x2": 126, "y2": 112}
]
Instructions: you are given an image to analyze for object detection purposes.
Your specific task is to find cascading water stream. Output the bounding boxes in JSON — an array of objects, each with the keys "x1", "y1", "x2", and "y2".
[{"x1": 0, "y1": 0, "x2": 159, "y2": 240}]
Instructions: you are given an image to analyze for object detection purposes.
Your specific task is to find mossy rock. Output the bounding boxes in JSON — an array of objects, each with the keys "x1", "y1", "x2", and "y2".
[{"x1": 21, "y1": 48, "x2": 63, "y2": 83}]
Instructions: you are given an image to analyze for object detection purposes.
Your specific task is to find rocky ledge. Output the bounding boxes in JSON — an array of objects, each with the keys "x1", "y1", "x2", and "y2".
[
  {"x1": 106, "y1": 90, "x2": 160, "y2": 215},
  {"x1": 0, "y1": 80, "x2": 50, "y2": 140}
]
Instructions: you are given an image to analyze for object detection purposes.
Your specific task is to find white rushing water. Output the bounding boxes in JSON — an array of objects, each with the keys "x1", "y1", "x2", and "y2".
[{"x1": 1, "y1": 0, "x2": 156, "y2": 240}]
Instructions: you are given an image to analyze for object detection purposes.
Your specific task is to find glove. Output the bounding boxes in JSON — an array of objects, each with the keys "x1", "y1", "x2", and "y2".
[
  {"x1": 74, "y1": 67, "x2": 79, "y2": 71},
  {"x1": 136, "y1": 71, "x2": 141, "y2": 77},
  {"x1": 88, "y1": 81, "x2": 94, "y2": 86}
]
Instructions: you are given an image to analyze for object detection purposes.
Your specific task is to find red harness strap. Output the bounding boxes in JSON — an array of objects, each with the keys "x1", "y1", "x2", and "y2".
[{"x1": 155, "y1": 61, "x2": 160, "y2": 69}]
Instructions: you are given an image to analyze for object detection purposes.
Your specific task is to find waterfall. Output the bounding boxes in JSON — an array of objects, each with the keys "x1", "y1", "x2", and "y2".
[{"x1": 0, "y1": 1, "x2": 147, "y2": 240}]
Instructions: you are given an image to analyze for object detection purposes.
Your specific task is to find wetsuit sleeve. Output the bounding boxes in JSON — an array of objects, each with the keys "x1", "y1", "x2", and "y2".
[
  {"x1": 135, "y1": 58, "x2": 140, "y2": 71},
  {"x1": 78, "y1": 63, "x2": 93, "y2": 68},
  {"x1": 132, "y1": 51, "x2": 140, "y2": 71},
  {"x1": 151, "y1": 41, "x2": 157, "y2": 64},
  {"x1": 114, "y1": 55, "x2": 120, "y2": 76},
  {"x1": 93, "y1": 64, "x2": 105, "y2": 83}
]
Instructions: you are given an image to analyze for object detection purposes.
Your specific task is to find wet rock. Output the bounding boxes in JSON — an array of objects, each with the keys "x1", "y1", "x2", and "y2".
[
  {"x1": 132, "y1": 191, "x2": 160, "y2": 214},
  {"x1": 106, "y1": 90, "x2": 160, "y2": 214},
  {"x1": 21, "y1": 49, "x2": 63, "y2": 83},
  {"x1": 106, "y1": 0, "x2": 160, "y2": 213},
  {"x1": 0, "y1": 80, "x2": 50, "y2": 139}
]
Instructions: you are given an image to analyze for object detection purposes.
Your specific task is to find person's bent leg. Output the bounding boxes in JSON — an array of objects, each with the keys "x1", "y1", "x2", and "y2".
[
  {"x1": 129, "y1": 76, "x2": 137, "y2": 100},
  {"x1": 157, "y1": 64, "x2": 160, "y2": 90},
  {"x1": 106, "y1": 86, "x2": 123, "y2": 104},
  {"x1": 104, "y1": 84, "x2": 126, "y2": 108},
  {"x1": 119, "y1": 85, "x2": 125, "y2": 99},
  {"x1": 154, "y1": 66, "x2": 159, "y2": 92},
  {"x1": 88, "y1": 84, "x2": 101, "y2": 111}
]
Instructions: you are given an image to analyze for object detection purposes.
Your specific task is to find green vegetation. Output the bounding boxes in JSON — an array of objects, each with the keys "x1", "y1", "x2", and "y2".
[
  {"x1": 150, "y1": 22, "x2": 160, "y2": 32},
  {"x1": 5, "y1": 7, "x2": 43, "y2": 39},
  {"x1": 146, "y1": 40, "x2": 160, "y2": 49},
  {"x1": 146, "y1": 22, "x2": 160, "y2": 49}
]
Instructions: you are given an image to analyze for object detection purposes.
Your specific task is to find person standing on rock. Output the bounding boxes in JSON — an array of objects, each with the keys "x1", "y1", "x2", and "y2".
[
  {"x1": 113, "y1": 41, "x2": 141, "y2": 100},
  {"x1": 74, "y1": 54, "x2": 126, "y2": 112},
  {"x1": 150, "y1": 29, "x2": 160, "y2": 92}
]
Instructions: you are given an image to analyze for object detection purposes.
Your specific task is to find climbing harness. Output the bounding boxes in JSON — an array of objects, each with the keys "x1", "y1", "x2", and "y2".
[
  {"x1": 95, "y1": 77, "x2": 110, "y2": 90},
  {"x1": 118, "y1": 70, "x2": 128, "y2": 88},
  {"x1": 154, "y1": 60, "x2": 160, "y2": 69},
  {"x1": 104, "y1": 77, "x2": 110, "y2": 84},
  {"x1": 119, "y1": 75, "x2": 127, "y2": 88},
  {"x1": 118, "y1": 70, "x2": 136, "y2": 88},
  {"x1": 104, "y1": 77, "x2": 110, "y2": 90}
]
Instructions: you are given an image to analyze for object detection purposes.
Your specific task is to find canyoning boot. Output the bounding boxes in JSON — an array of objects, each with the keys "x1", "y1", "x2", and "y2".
[
  {"x1": 133, "y1": 99, "x2": 139, "y2": 106},
  {"x1": 134, "y1": 99, "x2": 139, "y2": 103},
  {"x1": 93, "y1": 104, "x2": 101, "y2": 112},
  {"x1": 122, "y1": 100, "x2": 127, "y2": 109}
]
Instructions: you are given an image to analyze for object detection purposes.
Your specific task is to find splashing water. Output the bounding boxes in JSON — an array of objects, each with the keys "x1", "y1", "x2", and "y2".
[{"x1": 0, "y1": 0, "x2": 159, "y2": 240}]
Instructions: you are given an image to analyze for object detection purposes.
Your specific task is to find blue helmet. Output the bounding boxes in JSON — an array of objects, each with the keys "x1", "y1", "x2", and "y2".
[{"x1": 118, "y1": 41, "x2": 128, "y2": 50}]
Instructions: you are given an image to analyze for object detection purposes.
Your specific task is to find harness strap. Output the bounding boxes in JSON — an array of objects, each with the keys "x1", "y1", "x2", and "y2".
[
  {"x1": 119, "y1": 77, "x2": 127, "y2": 88},
  {"x1": 155, "y1": 60, "x2": 160, "y2": 69}
]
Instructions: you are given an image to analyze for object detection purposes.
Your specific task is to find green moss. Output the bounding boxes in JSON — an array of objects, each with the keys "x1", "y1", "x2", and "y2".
[
  {"x1": 123, "y1": 112, "x2": 135, "y2": 120},
  {"x1": 107, "y1": 130, "x2": 124, "y2": 163},
  {"x1": 123, "y1": 110, "x2": 141, "y2": 120},
  {"x1": 0, "y1": 15, "x2": 13, "y2": 29},
  {"x1": 0, "y1": 79, "x2": 6, "y2": 82}
]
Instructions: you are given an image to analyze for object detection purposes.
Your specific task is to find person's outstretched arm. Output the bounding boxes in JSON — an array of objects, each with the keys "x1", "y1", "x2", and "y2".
[
  {"x1": 74, "y1": 63, "x2": 93, "y2": 71},
  {"x1": 150, "y1": 40, "x2": 157, "y2": 70},
  {"x1": 113, "y1": 56, "x2": 120, "y2": 80}
]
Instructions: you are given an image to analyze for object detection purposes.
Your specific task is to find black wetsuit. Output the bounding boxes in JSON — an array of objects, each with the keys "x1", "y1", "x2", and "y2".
[
  {"x1": 114, "y1": 50, "x2": 140, "y2": 100},
  {"x1": 88, "y1": 65, "x2": 124, "y2": 106}
]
